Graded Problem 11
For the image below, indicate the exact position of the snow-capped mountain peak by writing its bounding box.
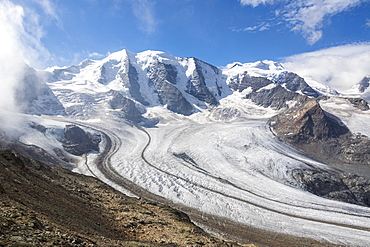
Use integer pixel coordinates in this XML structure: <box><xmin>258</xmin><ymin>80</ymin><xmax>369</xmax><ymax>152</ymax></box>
<box><xmin>223</xmin><ymin>60</ymin><xmax>285</xmax><ymax>79</ymax></box>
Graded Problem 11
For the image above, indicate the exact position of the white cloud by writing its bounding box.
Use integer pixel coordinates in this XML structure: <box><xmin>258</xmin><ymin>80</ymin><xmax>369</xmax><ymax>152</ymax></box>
<box><xmin>0</xmin><ymin>0</ymin><xmax>59</xmax><ymax>113</ymax></box>
<box><xmin>86</xmin><ymin>0</ymin><xmax>158</xmax><ymax>35</ymax></box>
<box><xmin>131</xmin><ymin>0</ymin><xmax>157</xmax><ymax>35</ymax></box>
<box><xmin>284</xmin><ymin>0</ymin><xmax>365</xmax><ymax>44</ymax></box>
<box><xmin>0</xmin><ymin>0</ymin><xmax>25</xmax><ymax>112</ymax></box>
<box><xmin>366</xmin><ymin>19</ymin><xmax>370</xmax><ymax>27</ymax></box>
<box><xmin>237</xmin><ymin>0</ymin><xmax>368</xmax><ymax>44</ymax></box>
<box><xmin>283</xmin><ymin>43</ymin><xmax>370</xmax><ymax>92</ymax></box>
<box><xmin>34</xmin><ymin>0</ymin><xmax>58</xmax><ymax>20</ymax></box>
<box><xmin>88</xmin><ymin>52</ymin><xmax>107</xmax><ymax>59</ymax></box>
<box><xmin>231</xmin><ymin>22</ymin><xmax>271</xmax><ymax>32</ymax></box>
<box><xmin>239</xmin><ymin>0</ymin><xmax>275</xmax><ymax>7</ymax></box>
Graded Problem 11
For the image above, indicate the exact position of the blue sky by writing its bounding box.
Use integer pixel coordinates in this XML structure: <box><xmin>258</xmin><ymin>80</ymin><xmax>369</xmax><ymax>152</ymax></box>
<box><xmin>1</xmin><ymin>0</ymin><xmax>370</xmax><ymax>69</ymax></box>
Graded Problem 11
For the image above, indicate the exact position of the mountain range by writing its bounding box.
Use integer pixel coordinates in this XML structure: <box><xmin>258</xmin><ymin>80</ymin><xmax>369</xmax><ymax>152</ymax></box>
<box><xmin>1</xmin><ymin>49</ymin><xmax>370</xmax><ymax>246</ymax></box>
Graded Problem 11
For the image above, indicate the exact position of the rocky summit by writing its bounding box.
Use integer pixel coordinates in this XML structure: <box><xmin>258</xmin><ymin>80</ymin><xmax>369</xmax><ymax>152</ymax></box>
<box><xmin>268</xmin><ymin>98</ymin><xmax>370</xmax><ymax>167</ymax></box>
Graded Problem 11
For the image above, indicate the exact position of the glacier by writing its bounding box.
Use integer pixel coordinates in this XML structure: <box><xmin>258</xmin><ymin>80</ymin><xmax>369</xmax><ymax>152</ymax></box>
<box><xmin>1</xmin><ymin>49</ymin><xmax>370</xmax><ymax>246</ymax></box>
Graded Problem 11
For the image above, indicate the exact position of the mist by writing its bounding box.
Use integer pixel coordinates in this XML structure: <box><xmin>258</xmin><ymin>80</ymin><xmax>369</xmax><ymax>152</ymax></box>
<box><xmin>283</xmin><ymin>43</ymin><xmax>370</xmax><ymax>93</ymax></box>
<box><xmin>0</xmin><ymin>0</ymin><xmax>52</xmax><ymax>114</ymax></box>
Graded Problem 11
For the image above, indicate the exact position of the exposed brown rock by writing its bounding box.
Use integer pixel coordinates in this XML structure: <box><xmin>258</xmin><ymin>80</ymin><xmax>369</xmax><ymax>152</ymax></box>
<box><xmin>268</xmin><ymin>99</ymin><xmax>348</xmax><ymax>143</ymax></box>
<box><xmin>346</xmin><ymin>97</ymin><xmax>369</xmax><ymax>111</ymax></box>
<box><xmin>62</xmin><ymin>125</ymin><xmax>101</xmax><ymax>156</ymax></box>
<box><xmin>292</xmin><ymin>169</ymin><xmax>370</xmax><ymax>207</ymax></box>
<box><xmin>268</xmin><ymin>98</ymin><xmax>370</xmax><ymax>206</ymax></box>
<box><xmin>268</xmin><ymin>98</ymin><xmax>370</xmax><ymax>166</ymax></box>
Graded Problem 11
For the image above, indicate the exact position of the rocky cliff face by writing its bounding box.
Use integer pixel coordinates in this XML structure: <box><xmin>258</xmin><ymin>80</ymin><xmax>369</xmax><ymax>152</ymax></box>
<box><xmin>292</xmin><ymin>169</ymin><xmax>370</xmax><ymax>207</ymax></box>
<box><xmin>120</xmin><ymin>58</ymin><xmax>149</xmax><ymax>106</ymax></box>
<box><xmin>268</xmin><ymin>99</ymin><xmax>349</xmax><ymax>143</ymax></box>
<box><xmin>356</xmin><ymin>76</ymin><xmax>370</xmax><ymax>93</ymax></box>
<box><xmin>245</xmin><ymin>84</ymin><xmax>308</xmax><ymax>110</ymax></box>
<box><xmin>228</xmin><ymin>73</ymin><xmax>272</xmax><ymax>92</ymax></box>
<box><xmin>266</xmin><ymin>96</ymin><xmax>370</xmax><ymax>207</ymax></box>
<box><xmin>109</xmin><ymin>90</ymin><xmax>143</xmax><ymax>122</ymax></box>
<box><xmin>185</xmin><ymin>58</ymin><xmax>220</xmax><ymax>106</ymax></box>
<box><xmin>268</xmin><ymin>98</ymin><xmax>370</xmax><ymax>167</ymax></box>
<box><xmin>346</xmin><ymin>97</ymin><xmax>369</xmax><ymax>111</ymax></box>
<box><xmin>275</xmin><ymin>72</ymin><xmax>320</xmax><ymax>98</ymax></box>
<box><xmin>147</xmin><ymin>60</ymin><xmax>194</xmax><ymax>115</ymax></box>
<box><xmin>227</xmin><ymin>72</ymin><xmax>315</xmax><ymax>111</ymax></box>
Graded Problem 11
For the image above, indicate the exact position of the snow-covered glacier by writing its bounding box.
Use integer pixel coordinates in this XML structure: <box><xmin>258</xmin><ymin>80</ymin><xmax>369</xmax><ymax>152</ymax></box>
<box><xmin>2</xmin><ymin>49</ymin><xmax>370</xmax><ymax>246</ymax></box>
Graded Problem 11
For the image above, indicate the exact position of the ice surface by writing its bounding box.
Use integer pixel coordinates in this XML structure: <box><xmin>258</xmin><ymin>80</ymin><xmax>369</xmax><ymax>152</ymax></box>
<box><xmin>103</xmin><ymin>110</ymin><xmax>370</xmax><ymax>246</ymax></box>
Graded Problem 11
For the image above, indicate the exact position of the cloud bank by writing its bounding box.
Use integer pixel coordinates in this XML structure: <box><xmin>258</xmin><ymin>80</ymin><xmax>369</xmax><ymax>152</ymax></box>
<box><xmin>0</xmin><ymin>0</ymin><xmax>57</xmax><ymax>113</ymax></box>
<box><xmin>283</xmin><ymin>43</ymin><xmax>370</xmax><ymax>92</ymax></box>
<box><xmin>238</xmin><ymin>0</ymin><xmax>368</xmax><ymax>44</ymax></box>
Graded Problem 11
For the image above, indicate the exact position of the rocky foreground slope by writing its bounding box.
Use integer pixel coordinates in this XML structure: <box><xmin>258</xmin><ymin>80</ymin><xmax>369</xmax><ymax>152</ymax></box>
<box><xmin>0</xmin><ymin>148</ymin><xmax>256</xmax><ymax>247</ymax></box>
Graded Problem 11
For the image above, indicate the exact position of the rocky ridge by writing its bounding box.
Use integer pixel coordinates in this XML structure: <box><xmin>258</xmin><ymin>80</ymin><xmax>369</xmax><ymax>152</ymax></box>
<box><xmin>268</xmin><ymin>98</ymin><xmax>370</xmax><ymax>167</ymax></box>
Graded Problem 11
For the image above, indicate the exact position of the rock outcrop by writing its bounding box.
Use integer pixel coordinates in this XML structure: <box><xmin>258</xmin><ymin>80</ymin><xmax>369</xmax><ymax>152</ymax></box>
<box><xmin>120</xmin><ymin>58</ymin><xmax>149</xmax><ymax>106</ymax></box>
<box><xmin>292</xmin><ymin>169</ymin><xmax>370</xmax><ymax>207</ymax></box>
<box><xmin>185</xmin><ymin>58</ymin><xmax>220</xmax><ymax>106</ymax></box>
<box><xmin>62</xmin><ymin>125</ymin><xmax>100</xmax><ymax>156</ymax></box>
<box><xmin>268</xmin><ymin>98</ymin><xmax>370</xmax><ymax>166</ymax></box>
<box><xmin>346</xmin><ymin>97</ymin><xmax>369</xmax><ymax>111</ymax></box>
<box><xmin>356</xmin><ymin>76</ymin><xmax>370</xmax><ymax>93</ymax></box>
<box><xmin>147</xmin><ymin>60</ymin><xmax>194</xmax><ymax>115</ymax></box>
<box><xmin>275</xmin><ymin>72</ymin><xmax>320</xmax><ymax>98</ymax></box>
<box><xmin>246</xmin><ymin>84</ymin><xmax>308</xmax><ymax>110</ymax></box>
<box><xmin>268</xmin><ymin>99</ymin><xmax>349</xmax><ymax>143</ymax></box>
<box><xmin>228</xmin><ymin>73</ymin><xmax>272</xmax><ymax>92</ymax></box>
<box><xmin>109</xmin><ymin>90</ymin><xmax>143</xmax><ymax>122</ymax></box>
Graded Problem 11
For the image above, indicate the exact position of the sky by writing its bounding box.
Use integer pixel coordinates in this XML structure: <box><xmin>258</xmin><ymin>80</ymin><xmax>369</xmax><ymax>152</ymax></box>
<box><xmin>1</xmin><ymin>0</ymin><xmax>370</xmax><ymax>91</ymax></box>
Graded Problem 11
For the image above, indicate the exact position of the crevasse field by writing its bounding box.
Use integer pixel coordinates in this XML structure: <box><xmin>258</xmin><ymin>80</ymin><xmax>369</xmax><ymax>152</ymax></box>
<box><xmin>75</xmin><ymin>97</ymin><xmax>370</xmax><ymax>246</ymax></box>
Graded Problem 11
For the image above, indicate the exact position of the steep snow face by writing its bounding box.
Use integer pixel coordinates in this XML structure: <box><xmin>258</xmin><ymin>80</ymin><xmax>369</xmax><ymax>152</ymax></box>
<box><xmin>46</xmin><ymin>50</ymin><xmax>343</xmax><ymax>120</ymax></box>
<box><xmin>47</xmin><ymin>50</ymin><xmax>232</xmax><ymax>119</ymax></box>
